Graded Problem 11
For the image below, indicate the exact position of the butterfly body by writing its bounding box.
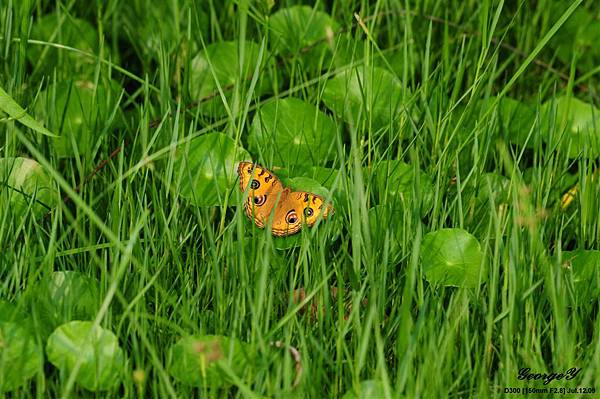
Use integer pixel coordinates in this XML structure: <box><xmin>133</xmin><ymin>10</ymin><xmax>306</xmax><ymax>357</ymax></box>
<box><xmin>237</xmin><ymin>162</ymin><xmax>333</xmax><ymax>236</ymax></box>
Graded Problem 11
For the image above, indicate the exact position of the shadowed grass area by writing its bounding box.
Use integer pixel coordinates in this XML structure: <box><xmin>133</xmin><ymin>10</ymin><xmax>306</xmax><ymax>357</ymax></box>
<box><xmin>1</xmin><ymin>0</ymin><xmax>600</xmax><ymax>397</ymax></box>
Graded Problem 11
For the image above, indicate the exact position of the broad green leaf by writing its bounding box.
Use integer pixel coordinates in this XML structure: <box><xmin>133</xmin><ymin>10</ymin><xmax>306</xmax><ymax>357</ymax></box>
<box><xmin>368</xmin><ymin>205</ymin><xmax>407</xmax><ymax>262</ymax></box>
<box><xmin>465</xmin><ymin>173</ymin><xmax>511</xmax><ymax>238</ymax></box>
<box><xmin>498</xmin><ymin>97</ymin><xmax>536</xmax><ymax>147</ymax></box>
<box><xmin>331</xmin><ymin>37</ymin><xmax>365</xmax><ymax>68</ymax></box>
<box><xmin>46</xmin><ymin>321</ymin><xmax>125</xmax><ymax>391</ymax></box>
<box><xmin>0</xmin><ymin>301</ymin><xmax>22</xmax><ymax>323</ymax></box>
<box><xmin>28</xmin><ymin>15</ymin><xmax>98</xmax><ymax>76</ymax></box>
<box><xmin>549</xmin><ymin>6</ymin><xmax>600</xmax><ymax>72</ymax></box>
<box><xmin>249</xmin><ymin>98</ymin><xmax>337</xmax><ymax>166</ymax></box>
<box><xmin>542</xmin><ymin>96</ymin><xmax>600</xmax><ymax>158</ymax></box>
<box><xmin>168</xmin><ymin>335</ymin><xmax>251</xmax><ymax>387</ymax></box>
<box><xmin>322</xmin><ymin>67</ymin><xmax>407</xmax><ymax>129</ymax></box>
<box><xmin>421</xmin><ymin>228</ymin><xmax>485</xmax><ymax>288</ymax></box>
<box><xmin>296</xmin><ymin>165</ymin><xmax>338</xmax><ymax>187</ymax></box>
<box><xmin>28</xmin><ymin>271</ymin><xmax>100</xmax><ymax>338</ymax></box>
<box><xmin>123</xmin><ymin>3</ymin><xmax>208</xmax><ymax>57</ymax></box>
<box><xmin>0</xmin><ymin>157</ymin><xmax>57</xmax><ymax>219</ymax></box>
<box><xmin>269</xmin><ymin>5</ymin><xmax>339</xmax><ymax>67</ymax></box>
<box><xmin>35</xmin><ymin>80</ymin><xmax>122</xmax><ymax>158</ymax></box>
<box><xmin>0</xmin><ymin>86</ymin><xmax>56</xmax><ymax>137</ymax></box>
<box><xmin>342</xmin><ymin>380</ymin><xmax>386</xmax><ymax>399</ymax></box>
<box><xmin>374</xmin><ymin>160</ymin><xmax>434</xmax><ymax>216</ymax></box>
<box><xmin>190</xmin><ymin>41</ymin><xmax>271</xmax><ymax>116</ymax></box>
<box><xmin>562</xmin><ymin>250</ymin><xmax>600</xmax><ymax>299</ymax></box>
<box><xmin>174</xmin><ymin>132</ymin><xmax>250</xmax><ymax>207</ymax></box>
<box><xmin>285</xmin><ymin>176</ymin><xmax>331</xmax><ymax>199</ymax></box>
<box><xmin>0</xmin><ymin>321</ymin><xmax>43</xmax><ymax>392</ymax></box>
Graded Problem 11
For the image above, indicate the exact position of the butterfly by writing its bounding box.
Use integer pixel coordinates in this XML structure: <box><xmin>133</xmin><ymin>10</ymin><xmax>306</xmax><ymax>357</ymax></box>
<box><xmin>237</xmin><ymin>162</ymin><xmax>333</xmax><ymax>237</ymax></box>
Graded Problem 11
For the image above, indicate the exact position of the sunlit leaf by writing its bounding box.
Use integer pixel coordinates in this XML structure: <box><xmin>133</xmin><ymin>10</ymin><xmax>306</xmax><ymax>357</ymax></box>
<box><xmin>29</xmin><ymin>271</ymin><xmax>100</xmax><ymax>338</ymax></box>
<box><xmin>0</xmin><ymin>321</ymin><xmax>43</xmax><ymax>392</ymax></box>
<box><xmin>542</xmin><ymin>96</ymin><xmax>600</xmax><ymax>158</ymax></box>
<box><xmin>342</xmin><ymin>380</ymin><xmax>386</xmax><ymax>399</ymax></box>
<box><xmin>0</xmin><ymin>157</ymin><xmax>57</xmax><ymax>219</ymax></box>
<box><xmin>168</xmin><ymin>335</ymin><xmax>251</xmax><ymax>387</ymax></box>
<box><xmin>421</xmin><ymin>228</ymin><xmax>485</xmax><ymax>288</ymax></box>
<box><xmin>46</xmin><ymin>321</ymin><xmax>125</xmax><ymax>391</ymax></box>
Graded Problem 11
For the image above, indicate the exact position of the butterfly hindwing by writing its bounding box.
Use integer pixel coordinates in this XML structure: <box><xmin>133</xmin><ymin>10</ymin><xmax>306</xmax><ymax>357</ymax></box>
<box><xmin>237</xmin><ymin>162</ymin><xmax>333</xmax><ymax>236</ymax></box>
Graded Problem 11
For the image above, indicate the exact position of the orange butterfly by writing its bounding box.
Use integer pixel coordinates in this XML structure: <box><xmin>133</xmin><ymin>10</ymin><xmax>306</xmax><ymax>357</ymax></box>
<box><xmin>237</xmin><ymin>162</ymin><xmax>333</xmax><ymax>236</ymax></box>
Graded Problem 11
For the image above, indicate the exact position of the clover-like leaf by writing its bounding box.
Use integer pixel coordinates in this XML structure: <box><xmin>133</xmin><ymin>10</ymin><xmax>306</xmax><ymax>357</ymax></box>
<box><xmin>46</xmin><ymin>321</ymin><xmax>124</xmax><ymax>391</ymax></box>
<box><xmin>420</xmin><ymin>228</ymin><xmax>485</xmax><ymax>288</ymax></box>
<box><xmin>168</xmin><ymin>335</ymin><xmax>251</xmax><ymax>387</ymax></box>
<box><xmin>174</xmin><ymin>132</ymin><xmax>250</xmax><ymax>207</ymax></box>
<box><xmin>0</xmin><ymin>321</ymin><xmax>44</xmax><ymax>392</ymax></box>
<box><xmin>0</xmin><ymin>157</ymin><xmax>57</xmax><ymax>219</ymax></box>
<box><xmin>249</xmin><ymin>98</ymin><xmax>337</xmax><ymax>166</ymax></box>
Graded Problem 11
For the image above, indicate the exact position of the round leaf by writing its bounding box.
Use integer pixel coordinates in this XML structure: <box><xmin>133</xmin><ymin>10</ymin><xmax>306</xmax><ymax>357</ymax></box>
<box><xmin>249</xmin><ymin>98</ymin><xmax>337</xmax><ymax>166</ymax></box>
<box><xmin>420</xmin><ymin>228</ymin><xmax>485</xmax><ymax>288</ymax></box>
<box><xmin>562</xmin><ymin>250</ymin><xmax>600</xmax><ymax>298</ymax></box>
<box><xmin>28</xmin><ymin>15</ymin><xmax>98</xmax><ymax>76</ymax></box>
<box><xmin>35</xmin><ymin>80</ymin><xmax>122</xmax><ymax>158</ymax></box>
<box><xmin>269</xmin><ymin>6</ymin><xmax>339</xmax><ymax>67</ymax></box>
<box><xmin>323</xmin><ymin>67</ymin><xmax>407</xmax><ymax>129</ymax></box>
<box><xmin>542</xmin><ymin>96</ymin><xmax>600</xmax><ymax>158</ymax></box>
<box><xmin>368</xmin><ymin>205</ymin><xmax>407</xmax><ymax>262</ymax></box>
<box><xmin>374</xmin><ymin>160</ymin><xmax>434</xmax><ymax>216</ymax></box>
<box><xmin>342</xmin><ymin>380</ymin><xmax>386</xmax><ymax>399</ymax></box>
<box><xmin>168</xmin><ymin>335</ymin><xmax>251</xmax><ymax>387</ymax></box>
<box><xmin>46</xmin><ymin>321</ymin><xmax>125</xmax><ymax>391</ymax></box>
<box><xmin>190</xmin><ymin>41</ymin><xmax>271</xmax><ymax>116</ymax></box>
<box><xmin>29</xmin><ymin>271</ymin><xmax>100</xmax><ymax>338</ymax></box>
<box><xmin>0</xmin><ymin>321</ymin><xmax>43</xmax><ymax>392</ymax></box>
<box><xmin>548</xmin><ymin>6</ymin><xmax>600</xmax><ymax>72</ymax></box>
<box><xmin>0</xmin><ymin>157</ymin><xmax>57</xmax><ymax>219</ymax></box>
<box><xmin>498</xmin><ymin>97</ymin><xmax>536</xmax><ymax>147</ymax></box>
<box><xmin>174</xmin><ymin>132</ymin><xmax>250</xmax><ymax>206</ymax></box>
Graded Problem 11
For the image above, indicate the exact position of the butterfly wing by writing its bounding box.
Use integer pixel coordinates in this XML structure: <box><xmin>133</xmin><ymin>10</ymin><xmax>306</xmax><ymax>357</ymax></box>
<box><xmin>271</xmin><ymin>191</ymin><xmax>334</xmax><ymax>237</ymax></box>
<box><xmin>237</xmin><ymin>162</ymin><xmax>286</xmax><ymax>228</ymax></box>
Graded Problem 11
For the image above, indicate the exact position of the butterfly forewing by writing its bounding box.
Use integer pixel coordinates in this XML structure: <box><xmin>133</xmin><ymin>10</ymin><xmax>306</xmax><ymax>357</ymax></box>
<box><xmin>237</xmin><ymin>162</ymin><xmax>285</xmax><ymax>228</ymax></box>
<box><xmin>237</xmin><ymin>162</ymin><xmax>334</xmax><ymax>236</ymax></box>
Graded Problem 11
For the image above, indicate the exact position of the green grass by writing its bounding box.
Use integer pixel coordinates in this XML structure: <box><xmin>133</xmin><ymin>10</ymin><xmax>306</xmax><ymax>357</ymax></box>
<box><xmin>2</xmin><ymin>0</ymin><xmax>600</xmax><ymax>397</ymax></box>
